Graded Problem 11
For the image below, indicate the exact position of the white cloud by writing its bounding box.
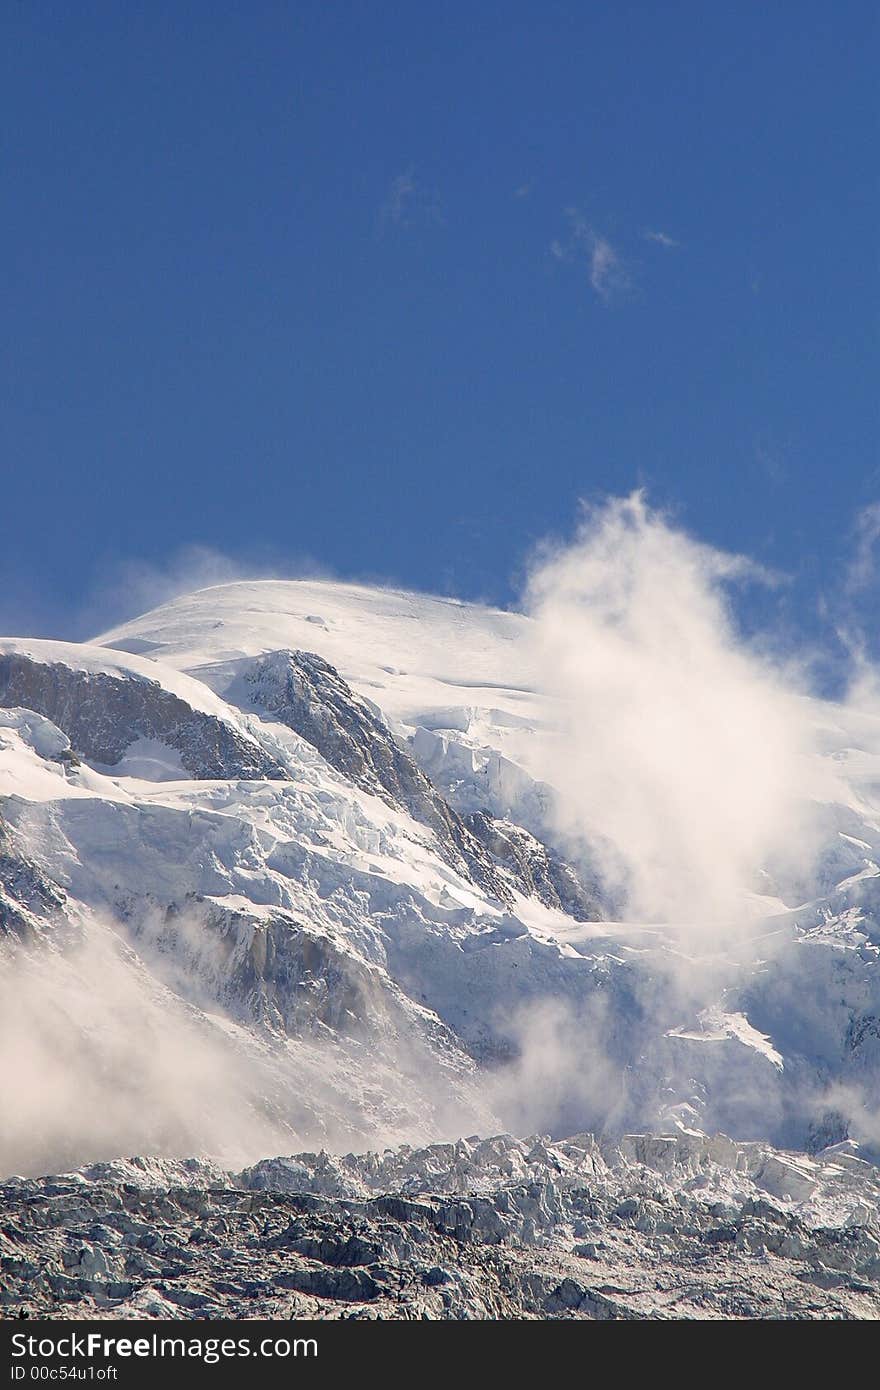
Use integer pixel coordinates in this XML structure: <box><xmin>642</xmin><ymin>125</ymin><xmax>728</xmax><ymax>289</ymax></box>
<box><xmin>524</xmin><ymin>492</ymin><xmax>830</xmax><ymax>931</ymax></box>
<box><xmin>588</xmin><ymin>235</ymin><xmax>626</xmax><ymax>301</ymax></box>
<box><xmin>551</xmin><ymin>212</ymin><xmax>629</xmax><ymax>302</ymax></box>
<box><xmin>643</xmin><ymin>228</ymin><xmax>679</xmax><ymax>249</ymax></box>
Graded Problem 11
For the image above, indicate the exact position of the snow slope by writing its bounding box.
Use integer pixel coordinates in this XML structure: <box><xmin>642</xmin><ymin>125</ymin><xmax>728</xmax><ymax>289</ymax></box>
<box><xmin>98</xmin><ymin>580</ymin><xmax>543</xmax><ymax>732</ymax></box>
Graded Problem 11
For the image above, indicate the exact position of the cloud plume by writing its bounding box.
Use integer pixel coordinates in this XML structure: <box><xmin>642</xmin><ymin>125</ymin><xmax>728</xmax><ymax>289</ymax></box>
<box><xmin>524</xmin><ymin>493</ymin><xmax>831</xmax><ymax>930</ymax></box>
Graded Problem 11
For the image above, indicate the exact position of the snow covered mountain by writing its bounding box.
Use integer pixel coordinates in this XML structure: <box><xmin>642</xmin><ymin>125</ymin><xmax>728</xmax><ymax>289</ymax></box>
<box><xmin>2</xmin><ymin>577</ymin><xmax>880</xmax><ymax>1316</ymax></box>
<box><xmin>1</xmin><ymin>578</ymin><xmax>878</xmax><ymax>1184</ymax></box>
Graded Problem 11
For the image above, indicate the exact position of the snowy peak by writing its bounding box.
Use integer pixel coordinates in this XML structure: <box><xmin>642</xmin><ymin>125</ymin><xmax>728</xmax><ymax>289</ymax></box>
<box><xmin>96</xmin><ymin>578</ymin><xmax>542</xmax><ymax>739</ymax></box>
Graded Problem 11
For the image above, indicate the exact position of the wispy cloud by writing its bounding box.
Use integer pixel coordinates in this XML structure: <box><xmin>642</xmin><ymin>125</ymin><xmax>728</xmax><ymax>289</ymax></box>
<box><xmin>588</xmin><ymin>235</ymin><xmax>626</xmax><ymax>300</ymax></box>
<box><xmin>380</xmin><ymin>168</ymin><xmax>442</xmax><ymax>231</ymax></box>
<box><xmin>77</xmin><ymin>544</ymin><xmax>333</xmax><ymax>642</ymax></box>
<box><xmin>846</xmin><ymin>501</ymin><xmax>880</xmax><ymax>595</ymax></box>
<box><xmin>812</xmin><ymin>500</ymin><xmax>880</xmax><ymax>700</ymax></box>
<box><xmin>754</xmin><ymin>436</ymin><xmax>789</xmax><ymax>487</ymax></box>
<box><xmin>383</xmin><ymin>169</ymin><xmax>416</xmax><ymax>226</ymax></box>
<box><xmin>643</xmin><ymin>228</ymin><xmax>680</xmax><ymax>249</ymax></box>
<box><xmin>551</xmin><ymin>212</ymin><xmax>629</xmax><ymax>303</ymax></box>
<box><xmin>514</xmin><ymin>182</ymin><xmax>532</xmax><ymax>199</ymax></box>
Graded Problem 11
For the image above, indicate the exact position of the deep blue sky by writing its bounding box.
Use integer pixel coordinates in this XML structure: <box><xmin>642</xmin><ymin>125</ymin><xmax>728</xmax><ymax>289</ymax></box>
<box><xmin>2</xmin><ymin>2</ymin><xmax>877</xmax><ymax>646</ymax></box>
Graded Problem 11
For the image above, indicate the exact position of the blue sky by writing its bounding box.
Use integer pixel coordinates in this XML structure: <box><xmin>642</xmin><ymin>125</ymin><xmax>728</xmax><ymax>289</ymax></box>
<box><xmin>2</xmin><ymin>1</ymin><xmax>877</xmax><ymax>653</ymax></box>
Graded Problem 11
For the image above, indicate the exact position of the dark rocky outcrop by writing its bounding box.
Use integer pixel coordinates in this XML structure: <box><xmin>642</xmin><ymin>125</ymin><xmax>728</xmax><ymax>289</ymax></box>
<box><xmin>0</xmin><ymin>815</ymin><xmax>69</xmax><ymax>944</ymax></box>
<box><xmin>0</xmin><ymin>653</ymin><xmax>285</xmax><ymax>781</ymax></box>
<box><xmin>465</xmin><ymin>811</ymin><xmax>603</xmax><ymax>921</ymax></box>
<box><xmin>244</xmin><ymin>650</ymin><xmax>513</xmax><ymax>902</ymax></box>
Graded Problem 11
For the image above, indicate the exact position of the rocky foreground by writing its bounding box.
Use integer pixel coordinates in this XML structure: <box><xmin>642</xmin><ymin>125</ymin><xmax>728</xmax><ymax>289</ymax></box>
<box><xmin>3</xmin><ymin>1131</ymin><xmax>880</xmax><ymax>1320</ymax></box>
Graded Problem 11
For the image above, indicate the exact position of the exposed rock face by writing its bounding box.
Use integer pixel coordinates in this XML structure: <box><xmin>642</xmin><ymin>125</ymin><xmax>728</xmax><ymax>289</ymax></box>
<box><xmin>466</xmin><ymin>812</ymin><xmax>602</xmax><ymax>921</ymax></box>
<box><xmin>128</xmin><ymin>895</ymin><xmax>459</xmax><ymax>1050</ymax></box>
<box><xmin>0</xmin><ymin>815</ymin><xmax>69</xmax><ymax>944</ymax></box>
<box><xmin>3</xmin><ymin>1132</ymin><xmax>879</xmax><ymax>1320</ymax></box>
<box><xmin>0</xmin><ymin>653</ymin><xmax>285</xmax><ymax>781</ymax></box>
<box><xmin>244</xmin><ymin>650</ymin><xmax>513</xmax><ymax>902</ymax></box>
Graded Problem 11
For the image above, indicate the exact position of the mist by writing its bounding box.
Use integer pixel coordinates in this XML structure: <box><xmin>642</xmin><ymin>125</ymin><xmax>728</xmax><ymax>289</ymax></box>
<box><xmin>524</xmin><ymin>493</ymin><xmax>839</xmax><ymax>930</ymax></box>
<box><xmin>488</xmin><ymin>998</ymin><xmax>627</xmax><ymax>1140</ymax></box>
<box><xmin>0</xmin><ymin>904</ymin><xmax>500</xmax><ymax>1180</ymax></box>
<box><xmin>0</xmin><ymin>923</ymin><xmax>299</xmax><ymax>1179</ymax></box>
